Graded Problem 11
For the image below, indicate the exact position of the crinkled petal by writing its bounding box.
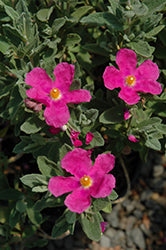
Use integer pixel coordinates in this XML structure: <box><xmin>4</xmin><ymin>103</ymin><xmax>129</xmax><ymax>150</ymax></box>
<box><xmin>86</xmin><ymin>132</ymin><xmax>94</xmax><ymax>145</ymax></box>
<box><xmin>116</xmin><ymin>49</ymin><xmax>137</xmax><ymax>76</ymax></box>
<box><xmin>44</xmin><ymin>101</ymin><xmax>70</xmax><ymax>128</ymax></box>
<box><xmin>90</xmin><ymin>153</ymin><xmax>115</xmax><ymax>176</ymax></box>
<box><xmin>65</xmin><ymin>187</ymin><xmax>91</xmax><ymax>213</ymax></box>
<box><xmin>90</xmin><ymin>174</ymin><xmax>116</xmax><ymax>198</ymax></box>
<box><xmin>26</xmin><ymin>88</ymin><xmax>50</xmax><ymax>106</ymax></box>
<box><xmin>48</xmin><ymin>176</ymin><xmax>80</xmax><ymax>197</ymax></box>
<box><xmin>134</xmin><ymin>79</ymin><xmax>162</xmax><ymax>95</ymax></box>
<box><xmin>73</xmin><ymin>139</ymin><xmax>83</xmax><ymax>148</ymax></box>
<box><xmin>54</xmin><ymin>63</ymin><xmax>75</xmax><ymax>90</ymax></box>
<box><xmin>119</xmin><ymin>87</ymin><xmax>140</xmax><ymax>105</ymax></box>
<box><xmin>61</xmin><ymin>148</ymin><xmax>92</xmax><ymax>178</ymax></box>
<box><xmin>25</xmin><ymin>67</ymin><xmax>53</xmax><ymax>93</ymax></box>
<box><xmin>66</xmin><ymin>89</ymin><xmax>91</xmax><ymax>103</ymax></box>
<box><xmin>135</xmin><ymin>59</ymin><xmax>159</xmax><ymax>80</ymax></box>
<box><xmin>103</xmin><ymin>66</ymin><xmax>124</xmax><ymax>90</ymax></box>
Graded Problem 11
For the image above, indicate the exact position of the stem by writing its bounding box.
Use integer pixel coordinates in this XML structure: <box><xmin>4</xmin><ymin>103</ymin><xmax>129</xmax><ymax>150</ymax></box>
<box><xmin>8</xmin><ymin>153</ymin><xmax>24</xmax><ymax>164</ymax></box>
<box><xmin>112</xmin><ymin>155</ymin><xmax>131</xmax><ymax>204</ymax></box>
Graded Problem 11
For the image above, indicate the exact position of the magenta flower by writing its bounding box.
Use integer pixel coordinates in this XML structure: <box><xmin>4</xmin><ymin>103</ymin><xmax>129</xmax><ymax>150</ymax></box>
<box><xmin>48</xmin><ymin>148</ymin><xmax>116</xmax><ymax>214</ymax></box>
<box><xmin>70</xmin><ymin>129</ymin><xmax>83</xmax><ymax>147</ymax></box>
<box><xmin>128</xmin><ymin>135</ymin><xmax>139</xmax><ymax>142</ymax></box>
<box><xmin>25</xmin><ymin>63</ymin><xmax>91</xmax><ymax>128</ymax></box>
<box><xmin>100</xmin><ymin>222</ymin><xmax>108</xmax><ymax>233</ymax></box>
<box><xmin>124</xmin><ymin>108</ymin><xmax>130</xmax><ymax>120</ymax></box>
<box><xmin>49</xmin><ymin>125</ymin><xmax>67</xmax><ymax>135</ymax></box>
<box><xmin>85</xmin><ymin>132</ymin><xmax>94</xmax><ymax>145</ymax></box>
<box><xmin>103</xmin><ymin>49</ymin><xmax>162</xmax><ymax>105</ymax></box>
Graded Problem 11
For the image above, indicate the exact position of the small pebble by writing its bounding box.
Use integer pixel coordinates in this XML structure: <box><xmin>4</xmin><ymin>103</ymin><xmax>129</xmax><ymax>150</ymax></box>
<box><xmin>153</xmin><ymin>165</ymin><xmax>164</xmax><ymax>178</ymax></box>
<box><xmin>131</xmin><ymin>227</ymin><xmax>146</xmax><ymax>250</ymax></box>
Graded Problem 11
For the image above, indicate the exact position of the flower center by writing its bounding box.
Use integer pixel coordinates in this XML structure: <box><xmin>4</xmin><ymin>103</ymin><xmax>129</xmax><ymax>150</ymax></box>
<box><xmin>50</xmin><ymin>88</ymin><xmax>61</xmax><ymax>100</ymax></box>
<box><xmin>126</xmin><ymin>75</ymin><xmax>136</xmax><ymax>86</ymax></box>
<box><xmin>80</xmin><ymin>175</ymin><xmax>92</xmax><ymax>188</ymax></box>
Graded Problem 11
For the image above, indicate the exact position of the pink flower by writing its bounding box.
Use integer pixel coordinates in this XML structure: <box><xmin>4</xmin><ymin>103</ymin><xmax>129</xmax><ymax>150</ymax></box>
<box><xmin>124</xmin><ymin>108</ymin><xmax>130</xmax><ymax>120</ymax></box>
<box><xmin>85</xmin><ymin>132</ymin><xmax>94</xmax><ymax>145</ymax></box>
<box><xmin>49</xmin><ymin>125</ymin><xmax>67</xmax><ymax>135</ymax></box>
<box><xmin>128</xmin><ymin>135</ymin><xmax>139</xmax><ymax>142</ymax></box>
<box><xmin>100</xmin><ymin>222</ymin><xmax>108</xmax><ymax>233</ymax></box>
<box><xmin>25</xmin><ymin>63</ymin><xmax>91</xmax><ymax>128</ymax></box>
<box><xmin>103</xmin><ymin>48</ymin><xmax>162</xmax><ymax>105</ymax></box>
<box><xmin>70</xmin><ymin>129</ymin><xmax>83</xmax><ymax>147</ymax></box>
<box><xmin>48</xmin><ymin>148</ymin><xmax>116</xmax><ymax>214</ymax></box>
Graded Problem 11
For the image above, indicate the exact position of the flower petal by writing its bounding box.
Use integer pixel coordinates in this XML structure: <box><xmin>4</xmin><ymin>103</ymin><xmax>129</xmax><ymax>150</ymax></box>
<box><xmin>61</xmin><ymin>148</ymin><xmax>92</xmax><ymax>178</ymax></box>
<box><xmin>86</xmin><ymin>132</ymin><xmax>94</xmax><ymax>145</ymax></box>
<box><xmin>128</xmin><ymin>135</ymin><xmax>139</xmax><ymax>142</ymax></box>
<box><xmin>103</xmin><ymin>66</ymin><xmax>124</xmax><ymax>90</ymax></box>
<box><xmin>134</xmin><ymin>79</ymin><xmax>162</xmax><ymax>95</ymax></box>
<box><xmin>26</xmin><ymin>88</ymin><xmax>50</xmax><ymax>106</ymax></box>
<box><xmin>48</xmin><ymin>176</ymin><xmax>79</xmax><ymax>197</ymax></box>
<box><xmin>116</xmin><ymin>49</ymin><xmax>137</xmax><ymax>75</ymax></box>
<box><xmin>135</xmin><ymin>59</ymin><xmax>159</xmax><ymax>80</ymax></box>
<box><xmin>25</xmin><ymin>67</ymin><xmax>53</xmax><ymax>93</ymax></box>
<box><xmin>65</xmin><ymin>187</ymin><xmax>91</xmax><ymax>213</ymax></box>
<box><xmin>90</xmin><ymin>174</ymin><xmax>116</xmax><ymax>198</ymax></box>
<box><xmin>44</xmin><ymin>101</ymin><xmax>70</xmax><ymax>128</ymax></box>
<box><xmin>66</xmin><ymin>89</ymin><xmax>91</xmax><ymax>103</ymax></box>
<box><xmin>118</xmin><ymin>87</ymin><xmax>140</xmax><ymax>105</ymax></box>
<box><xmin>90</xmin><ymin>153</ymin><xmax>115</xmax><ymax>176</ymax></box>
<box><xmin>54</xmin><ymin>63</ymin><xmax>75</xmax><ymax>91</ymax></box>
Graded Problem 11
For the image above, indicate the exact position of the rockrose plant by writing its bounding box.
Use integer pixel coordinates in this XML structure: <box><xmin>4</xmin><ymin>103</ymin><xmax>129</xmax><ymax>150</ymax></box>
<box><xmin>0</xmin><ymin>0</ymin><xmax>166</xmax><ymax>248</ymax></box>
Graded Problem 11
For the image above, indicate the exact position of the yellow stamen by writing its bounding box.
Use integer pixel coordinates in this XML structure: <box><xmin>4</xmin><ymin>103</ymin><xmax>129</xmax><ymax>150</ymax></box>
<box><xmin>126</xmin><ymin>75</ymin><xmax>136</xmax><ymax>86</ymax></box>
<box><xmin>80</xmin><ymin>175</ymin><xmax>92</xmax><ymax>188</ymax></box>
<box><xmin>50</xmin><ymin>88</ymin><xmax>61</xmax><ymax>100</ymax></box>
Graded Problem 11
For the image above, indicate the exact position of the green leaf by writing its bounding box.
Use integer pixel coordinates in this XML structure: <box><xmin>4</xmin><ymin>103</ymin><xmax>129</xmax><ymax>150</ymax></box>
<box><xmin>145</xmin><ymin>138</ymin><xmax>161</xmax><ymax>151</ymax></box>
<box><xmin>59</xmin><ymin>143</ymin><xmax>73</xmax><ymax>160</ymax></box>
<box><xmin>65</xmin><ymin>33</ymin><xmax>81</xmax><ymax>47</ymax></box>
<box><xmin>133</xmin><ymin>2</ymin><xmax>148</xmax><ymax>16</ymax></box>
<box><xmin>26</xmin><ymin>202</ymin><xmax>43</xmax><ymax>226</ymax></box>
<box><xmin>109</xmin><ymin>189</ymin><xmax>118</xmax><ymax>201</ymax></box>
<box><xmin>145</xmin><ymin>25</ymin><xmax>165</xmax><ymax>39</ymax></box>
<box><xmin>3</xmin><ymin>23</ymin><xmax>26</xmax><ymax>45</ymax></box>
<box><xmin>0</xmin><ymin>83</ymin><xmax>13</xmax><ymax>99</ymax></box>
<box><xmin>37</xmin><ymin>156</ymin><xmax>58</xmax><ymax>177</ymax></box>
<box><xmin>52</xmin><ymin>215</ymin><xmax>71</xmax><ymax>238</ymax></box>
<box><xmin>4</xmin><ymin>5</ymin><xmax>19</xmax><ymax>21</ymax></box>
<box><xmin>36</xmin><ymin>6</ymin><xmax>54</xmax><ymax>22</ymax></box>
<box><xmin>16</xmin><ymin>200</ymin><xmax>26</xmax><ymax>213</ymax></box>
<box><xmin>137</xmin><ymin>117</ymin><xmax>161</xmax><ymax>130</ymax></box>
<box><xmin>93</xmin><ymin>197</ymin><xmax>110</xmax><ymax>212</ymax></box>
<box><xmin>0</xmin><ymin>36</ymin><xmax>11</xmax><ymax>54</ymax></box>
<box><xmin>102</xmin><ymin>202</ymin><xmax>112</xmax><ymax>213</ymax></box>
<box><xmin>99</xmin><ymin>105</ymin><xmax>124</xmax><ymax>124</ymax></box>
<box><xmin>143</xmin><ymin>0</ymin><xmax>166</xmax><ymax>13</ymax></box>
<box><xmin>80</xmin><ymin>12</ymin><xmax>122</xmax><ymax>30</ymax></box>
<box><xmin>52</xmin><ymin>17</ymin><xmax>66</xmax><ymax>34</ymax></box>
<box><xmin>20</xmin><ymin>116</ymin><xmax>45</xmax><ymax>134</ymax></box>
<box><xmin>71</xmin><ymin>6</ymin><xmax>93</xmax><ymax>21</ymax></box>
<box><xmin>34</xmin><ymin>195</ymin><xmax>64</xmax><ymax>212</ymax></box>
<box><xmin>0</xmin><ymin>189</ymin><xmax>23</xmax><ymax>200</ymax></box>
<box><xmin>9</xmin><ymin>208</ymin><xmax>20</xmax><ymax>228</ymax></box>
<box><xmin>90</xmin><ymin>131</ymin><xmax>104</xmax><ymax>147</ymax></box>
<box><xmin>81</xmin><ymin>212</ymin><xmax>102</xmax><ymax>241</ymax></box>
<box><xmin>82</xmin><ymin>43</ymin><xmax>109</xmax><ymax>57</ymax></box>
<box><xmin>65</xmin><ymin>210</ymin><xmax>76</xmax><ymax>224</ymax></box>
<box><xmin>129</xmin><ymin>40</ymin><xmax>154</xmax><ymax>57</ymax></box>
<box><xmin>20</xmin><ymin>174</ymin><xmax>48</xmax><ymax>191</ymax></box>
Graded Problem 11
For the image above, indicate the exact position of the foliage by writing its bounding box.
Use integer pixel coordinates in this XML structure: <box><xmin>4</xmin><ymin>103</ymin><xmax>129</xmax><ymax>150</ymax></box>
<box><xmin>0</xmin><ymin>0</ymin><xmax>166</xmax><ymax>248</ymax></box>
